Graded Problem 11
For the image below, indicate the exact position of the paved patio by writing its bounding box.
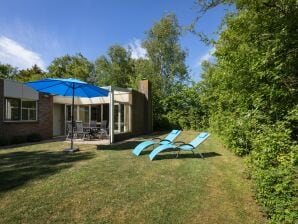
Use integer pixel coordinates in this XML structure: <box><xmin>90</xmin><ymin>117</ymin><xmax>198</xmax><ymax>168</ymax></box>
<box><xmin>64</xmin><ymin>138</ymin><xmax>110</xmax><ymax>145</ymax></box>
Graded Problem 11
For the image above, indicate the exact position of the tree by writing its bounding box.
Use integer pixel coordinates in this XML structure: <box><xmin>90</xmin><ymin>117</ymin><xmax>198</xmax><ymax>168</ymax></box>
<box><xmin>16</xmin><ymin>64</ymin><xmax>46</xmax><ymax>82</ymax></box>
<box><xmin>95</xmin><ymin>45</ymin><xmax>135</xmax><ymax>87</ymax></box>
<box><xmin>197</xmin><ymin>1</ymin><xmax>298</xmax><ymax>222</ymax></box>
<box><xmin>141</xmin><ymin>14</ymin><xmax>190</xmax><ymax>129</ymax></box>
<box><xmin>0</xmin><ymin>63</ymin><xmax>18</xmax><ymax>79</ymax></box>
<box><xmin>48</xmin><ymin>53</ymin><xmax>93</xmax><ymax>81</ymax></box>
<box><xmin>143</xmin><ymin>14</ymin><xmax>189</xmax><ymax>94</ymax></box>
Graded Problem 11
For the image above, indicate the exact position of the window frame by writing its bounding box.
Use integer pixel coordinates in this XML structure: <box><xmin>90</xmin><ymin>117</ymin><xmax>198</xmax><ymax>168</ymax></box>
<box><xmin>4</xmin><ymin>98</ymin><xmax>38</xmax><ymax>122</ymax></box>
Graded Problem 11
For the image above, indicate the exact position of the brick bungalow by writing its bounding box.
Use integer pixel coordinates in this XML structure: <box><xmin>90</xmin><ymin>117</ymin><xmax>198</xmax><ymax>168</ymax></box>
<box><xmin>0</xmin><ymin>79</ymin><xmax>152</xmax><ymax>143</ymax></box>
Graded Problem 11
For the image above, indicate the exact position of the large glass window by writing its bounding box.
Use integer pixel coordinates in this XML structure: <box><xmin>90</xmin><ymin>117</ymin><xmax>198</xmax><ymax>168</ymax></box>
<box><xmin>5</xmin><ymin>98</ymin><xmax>37</xmax><ymax>121</ymax></box>
<box><xmin>91</xmin><ymin>106</ymin><xmax>101</xmax><ymax>122</ymax></box>
<box><xmin>124</xmin><ymin>104</ymin><xmax>130</xmax><ymax>132</ymax></box>
<box><xmin>5</xmin><ymin>98</ymin><xmax>20</xmax><ymax>120</ymax></box>
<box><xmin>66</xmin><ymin>105</ymin><xmax>89</xmax><ymax>124</ymax></box>
<box><xmin>66</xmin><ymin>105</ymin><xmax>77</xmax><ymax>121</ymax></box>
<box><xmin>114</xmin><ymin>103</ymin><xmax>130</xmax><ymax>133</ymax></box>
<box><xmin>120</xmin><ymin>104</ymin><xmax>125</xmax><ymax>132</ymax></box>
<box><xmin>79</xmin><ymin>106</ymin><xmax>89</xmax><ymax>123</ymax></box>
<box><xmin>114</xmin><ymin>104</ymin><xmax>119</xmax><ymax>132</ymax></box>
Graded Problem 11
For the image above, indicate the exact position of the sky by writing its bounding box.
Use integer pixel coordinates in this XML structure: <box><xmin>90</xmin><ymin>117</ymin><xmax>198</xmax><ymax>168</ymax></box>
<box><xmin>0</xmin><ymin>0</ymin><xmax>231</xmax><ymax>81</ymax></box>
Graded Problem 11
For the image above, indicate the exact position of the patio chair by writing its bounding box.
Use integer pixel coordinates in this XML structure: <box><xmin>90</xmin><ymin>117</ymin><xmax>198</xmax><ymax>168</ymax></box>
<box><xmin>66</xmin><ymin>122</ymin><xmax>74</xmax><ymax>140</ymax></box>
<box><xmin>76</xmin><ymin>121</ymin><xmax>90</xmax><ymax>140</ymax></box>
<box><xmin>99</xmin><ymin>120</ymin><xmax>108</xmax><ymax>138</ymax></box>
<box><xmin>90</xmin><ymin>120</ymin><xmax>97</xmax><ymax>127</ymax></box>
<box><xmin>88</xmin><ymin>120</ymin><xmax>101</xmax><ymax>139</ymax></box>
<box><xmin>132</xmin><ymin>130</ymin><xmax>182</xmax><ymax>156</ymax></box>
<box><xmin>148</xmin><ymin>132</ymin><xmax>210</xmax><ymax>161</ymax></box>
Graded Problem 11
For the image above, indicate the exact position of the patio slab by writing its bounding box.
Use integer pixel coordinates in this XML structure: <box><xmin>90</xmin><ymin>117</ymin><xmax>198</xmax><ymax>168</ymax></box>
<box><xmin>64</xmin><ymin>139</ymin><xmax>110</xmax><ymax>145</ymax></box>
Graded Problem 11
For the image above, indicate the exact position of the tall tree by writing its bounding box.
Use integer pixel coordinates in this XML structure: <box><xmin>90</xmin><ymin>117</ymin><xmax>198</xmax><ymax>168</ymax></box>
<box><xmin>95</xmin><ymin>45</ymin><xmax>134</xmax><ymax>87</ymax></box>
<box><xmin>48</xmin><ymin>53</ymin><xmax>93</xmax><ymax>81</ymax></box>
<box><xmin>0</xmin><ymin>63</ymin><xmax>18</xmax><ymax>80</ymax></box>
<box><xmin>16</xmin><ymin>64</ymin><xmax>46</xmax><ymax>82</ymax></box>
<box><xmin>142</xmin><ymin>14</ymin><xmax>189</xmax><ymax>94</ymax></box>
<box><xmin>141</xmin><ymin>14</ymin><xmax>190</xmax><ymax>128</ymax></box>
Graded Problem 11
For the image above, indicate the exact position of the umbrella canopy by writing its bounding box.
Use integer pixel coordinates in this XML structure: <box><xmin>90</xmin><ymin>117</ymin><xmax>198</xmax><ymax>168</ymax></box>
<box><xmin>25</xmin><ymin>78</ymin><xmax>109</xmax><ymax>152</ymax></box>
<box><xmin>25</xmin><ymin>78</ymin><xmax>109</xmax><ymax>97</ymax></box>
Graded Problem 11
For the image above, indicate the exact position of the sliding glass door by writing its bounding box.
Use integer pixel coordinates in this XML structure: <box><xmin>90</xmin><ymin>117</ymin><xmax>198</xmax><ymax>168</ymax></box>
<box><xmin>114</xmin><ymin>103</ymin><xmax>131</xmax><ymax>133</ymax></box>
<box><xmin>66</xmin><ymin>105</ymin><xmax>89</xmax><ymax>124</ymax></box>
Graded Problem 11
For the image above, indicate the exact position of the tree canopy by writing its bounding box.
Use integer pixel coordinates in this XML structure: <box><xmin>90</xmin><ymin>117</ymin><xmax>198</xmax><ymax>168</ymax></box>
<box><xmin>143</xmin><ymin>14</ymin><xmax>189</xmax><ymax>94</ymax></box>
<box><xmin>95</xmin><ymin>45</ymin><xmax>135</xmax><ymax>87</ymax></box>
<box><xmin>197</xmin><ymin>1</ymin><xmax>298</xmax><ymax>222</ymax></box>
<box><xmin>17</xmin><ymin>64</ymin><xmax>46</xmax><ymax>82</ymax></box>
<box><xmin>48</xmin><ymin>53</ymin><xmax>94</xmax><ymax>81</ymax></box>
<box><xmin>0</xmin><ymin>63</ymin><xmax>18</xmax><ymax>80</ymax></box>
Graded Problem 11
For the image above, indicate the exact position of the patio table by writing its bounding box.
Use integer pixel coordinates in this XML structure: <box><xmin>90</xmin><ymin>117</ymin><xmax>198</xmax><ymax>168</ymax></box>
<box><xmin>83</xmin><ymin>126</ymin><xmax>103</xmax><ymax>139</ymax></box>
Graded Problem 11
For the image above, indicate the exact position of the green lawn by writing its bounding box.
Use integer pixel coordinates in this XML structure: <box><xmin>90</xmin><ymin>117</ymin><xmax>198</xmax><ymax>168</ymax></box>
<box><xmin>0</xmin><ymin>131</ymin><xmax>266</xmax><ymax>224</ymax></box>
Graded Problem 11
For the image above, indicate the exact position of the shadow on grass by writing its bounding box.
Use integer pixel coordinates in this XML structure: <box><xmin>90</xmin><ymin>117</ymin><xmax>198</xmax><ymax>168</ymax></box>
<box><xmin>0</xmin><ymin>150</ymin><xmax>95</xmax><ymax>192</ymax></box>
<box><xmin>153</xmin><ymin>151</ymin><xmax>222</xmax><ymax>161</ymax></box>
<box><xmin>0</xmin><ymin>138</ymin><xmax>65</xmax><ymax>150</ymax></box>
<box><xmin>140</xmin><ymin>147</ymin><xmax>178</xmax><ymax>155</ymax></box>
<box><xmin>97</xmin><ymin>141</ymin><xmax>143</xmax><ymax>151</ymax></box>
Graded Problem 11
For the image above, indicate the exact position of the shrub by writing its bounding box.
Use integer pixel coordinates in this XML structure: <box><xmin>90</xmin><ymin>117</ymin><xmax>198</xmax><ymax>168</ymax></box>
<box><xmin>27</xmin><ymin>133</ymin><xmax>42</xmax><ymax>142</ymax></box>
<box><xmin>248</xmin><ymin>122</ymin><xmax>297</xmax><ymax>223</ymax></box>
<box><xmin>11</xmin><ymin>135</ymin><xmax>27</xmax><ymax>144</ymax></box>
<box><xmin>0</xmin><ymin>136</ymin><xmax>9</xmax><ymax>146</ymax></box>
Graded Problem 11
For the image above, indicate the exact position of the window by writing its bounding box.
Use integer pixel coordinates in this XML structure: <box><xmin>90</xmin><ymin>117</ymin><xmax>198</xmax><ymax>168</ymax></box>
<box><xmin>114</xmin><ymin>104</ymin><xmax>119</xmax><ymax>132</ymax></box>
<box><xmin>22</xmin><ymin>100</ymin><xmax>37</xmax><ymax>121</ymax></box>
<box><xmin>114</xmin><ymin>103</ymin><xmax>131</xmax><ymax>133</ymax></box>
<box><xmin>91</xmin><ymin>106</ymin><xmax>101</xmax><ymax>122</ymax></box>
<box><xmin>5</xmin><ymin>98</ymin><xmax>37</xmax><ymax>121</ymax></box>
<box><xmin>66</xmin><ymin>105</ymin><xmax>90</xmax><ymax>123</ymax></box>
<box><xmin>66</xmin><ymin>105</ymin><xmax>77</xmax><ymax>121</ymax></box>
<box><xmin>79</xmin><ymin>106</ymin><xmax>89</xmax><ymax>123</ymax></box>
<box><xmin>5</xmin><ymin>98</ymin><xmax>20</xmax><ymax>120</ymax></box>
<box><xmin>120</xmin><ymin>104</ymin><xmax>124</xmax><ymax>132</ymax></box>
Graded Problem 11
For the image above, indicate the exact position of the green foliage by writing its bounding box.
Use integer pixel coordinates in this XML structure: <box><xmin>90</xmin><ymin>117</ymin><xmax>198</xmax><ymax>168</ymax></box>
<box><xmin>94</xmin><ymin>45</ymin><xmax>135</xmax><ymax>87</ymax></box>
<box><xmin>157</xmin><ymin>83</ymin><xmax>208</xmax><ymax>130</ymax></box>
<box><xmin>94</xmin><ymin>14</ymin><xmax>191</xmax><ymax>130</ymax></box>
<box><xmin>48</xmin><ymin>53</ymin><xmax>94</xmax><ymax>81</ymax></box>
<box><xmin>141</xmin><ymin>14</ymin><xmax>190</xmax><ymax>128</ymax></box>
<box><xmin>248</xmin><ymin>122</ymin><xmax>297</xmax><ymax>223</ymax></box>
<box><xmin>197</xmin><ymin>0</ymin><xmax>298</xmax><ymax>222</ymax></box>
<box><xmin>27</xmin><ymin>133</ymin><xmax>42</xmax><ymax>142</ymax></box>
<box><xmin>0</xmin><ymin>63</ymin><xmax>18</xmax><ymax>79</ymax></box>
<box><xmin>11</xmin><ymin>135</ymin><xmax>27</xmax><ymax>145</ymax></box>
<box><xmin>16</xmin><ymin>64</ymin><xmax>46</xmax><ymax>82</ymax></box>
<box><xmin>143</xmin><ymin>13</ymin><xmax>189</xmax><ymax>94</ymax></box>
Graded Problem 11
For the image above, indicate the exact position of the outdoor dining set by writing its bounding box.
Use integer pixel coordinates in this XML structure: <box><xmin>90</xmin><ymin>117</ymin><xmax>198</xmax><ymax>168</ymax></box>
<box><xmin>66</xmin><ymin>120</ymin><xmax>108</xmax><ymax>141</ymax></box>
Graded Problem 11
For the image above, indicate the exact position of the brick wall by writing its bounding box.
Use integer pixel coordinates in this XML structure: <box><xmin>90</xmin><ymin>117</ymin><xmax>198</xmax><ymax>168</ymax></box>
<box><xmin>0</xmin><ymin>79</ymin><xmax>53</xmax><ymax>140</ymax></box>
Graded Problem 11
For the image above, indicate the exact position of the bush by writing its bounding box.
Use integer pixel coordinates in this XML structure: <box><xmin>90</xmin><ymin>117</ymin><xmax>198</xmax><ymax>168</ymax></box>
<box><xmin>0</xmin><ymin>136</ymin><xmax>9</xmax><ymax>146</ymax></box>
<box><xmin>27</xmin><ymin>133</ymin><xmax>42</xmax><ymax>142</ymax></box>
<box><xmin>248</xmin><ymin>122</ymin><xmax>297</xmax><ymax>223</ymax></box>
<box><xmin>11</xmin><ymin>135</ymin><xmax>27</xmax><ymax>144</ymax></box>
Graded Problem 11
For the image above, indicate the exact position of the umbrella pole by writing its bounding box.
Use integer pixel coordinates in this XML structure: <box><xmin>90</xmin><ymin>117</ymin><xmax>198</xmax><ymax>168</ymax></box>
<box><xmin>65</xmin><ymin>83</ymin><xmax>79</xmax><ymax>152</ymax></box>
<box><xmin>71</xmin><ymin>84</ymin><xmax>74</xmax><ymax>149</ymax></box>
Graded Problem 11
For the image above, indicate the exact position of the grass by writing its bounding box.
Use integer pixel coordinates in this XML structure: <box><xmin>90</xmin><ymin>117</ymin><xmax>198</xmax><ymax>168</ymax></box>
<box><xmin>0</xmin><ymin>131</ymin><xmax>266</xmax><ymax>224</ymax></box>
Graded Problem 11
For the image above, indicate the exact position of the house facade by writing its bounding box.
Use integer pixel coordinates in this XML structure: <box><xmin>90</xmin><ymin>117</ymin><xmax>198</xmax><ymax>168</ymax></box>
<box><xmin>0</xmin><ymin>79</ymin><xmax>152</xmax><ymax>143</ymax></box>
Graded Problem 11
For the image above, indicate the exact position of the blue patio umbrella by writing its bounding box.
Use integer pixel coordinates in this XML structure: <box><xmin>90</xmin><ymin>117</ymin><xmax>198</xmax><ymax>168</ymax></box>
<box><xmin>25</xmin><ymin>78</ymin><xmax>109</xmax><ymax>152</ymax></box>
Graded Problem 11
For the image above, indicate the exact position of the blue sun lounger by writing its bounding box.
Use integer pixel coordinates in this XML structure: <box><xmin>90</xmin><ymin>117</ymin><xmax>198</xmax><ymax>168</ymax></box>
<box><xmin>149</xmin><ymin>132</ymin><xmax>210</xmax><ymax>161</ymax></box>
<box><xmin>132</xmin><ymin>130</ymin><xmax>182</xmax><ymax>156</ymax></box>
